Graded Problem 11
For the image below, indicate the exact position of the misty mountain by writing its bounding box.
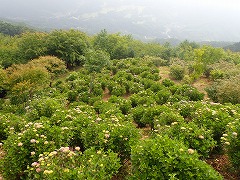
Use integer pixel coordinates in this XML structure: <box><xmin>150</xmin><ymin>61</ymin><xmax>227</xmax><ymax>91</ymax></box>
<box><xmin>0</xmin><ymin>0</ymin><xmax>240</xmax><ymax>42</ymax></box>
<box><xmin>224</xmin><ymin>42</ymin><xmax>240</xmax><ymax>52</ymax></box>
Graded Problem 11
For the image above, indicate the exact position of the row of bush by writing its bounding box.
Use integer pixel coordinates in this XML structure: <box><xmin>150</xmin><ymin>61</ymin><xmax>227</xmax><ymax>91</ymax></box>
<box><xmin>1</xmin><ymin>57</ymin><xmax>240</xmax><ymax>179</ymax></box>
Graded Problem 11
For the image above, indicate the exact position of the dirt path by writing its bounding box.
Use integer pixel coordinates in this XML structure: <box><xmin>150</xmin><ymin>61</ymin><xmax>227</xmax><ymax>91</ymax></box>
<box><xmin>158</xmin><ymin>66</ymin><xmax>212</xmax><ymax>99</ymax></box>
<box><xmin>192</xmin><ymin>77</ymin><xmax>212</xmax><ymax>100</ymax></box>
<box><xmin>158</xmin><ymin>66</ymin><xmax>171</xmax><ymax>81</ymax></box>
<box><xmin>0</xmin><ymin>149</ymin><xmax>4</xmax><ymax>180</ymax></box>
<box><xmin>158</xmin><ymin>66</ymin><xmax>181</xmax><ymax>84</ymax></box>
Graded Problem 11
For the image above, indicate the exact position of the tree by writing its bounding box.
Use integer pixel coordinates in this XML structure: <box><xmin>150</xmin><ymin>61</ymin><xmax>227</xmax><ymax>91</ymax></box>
<box><xmin>46</xmin><ymin>29</ymin><xmax>90</xmax><ymax>68</ymax></box>
<box><xmin>190</xmin><ymin>46</ymin><xmax>225</xmax><ymax>80</ymax></box>
<box><xmin>84</xmin><ymin>50</ymin><xmax>110</xmax><ymax>92</ymax></box>
<box><xmin>93</xmin><ymin>30</ymin><xmax>135</xmax><ymax>59</ymax></box>
<box><xmin>0</xmin><ymin>68</ymin><xmax>7</xmax><ymax>98</ymax></box>
<box><xmin>28</xmin><ymin>56</ymin><xmax>67</xmax><ymax>78</ymax></box>
<box><xmin>0</xmin><ymin>34</ymin><xmax>20</xmax><ymax>68</ymax></box>
<box><xmin>176</xmin><ymin>40</ymin><xmax>199</xmax><ymax>61</ymax></box>
<box><xmin>17</xmin><ymin>32</ymin><xmax>48</xmax><ymax>61</ymax></box>
<box><xmin>4</xmin><ymin>63</ymin><xmax>50</xmax><ymax>104</ymax></box>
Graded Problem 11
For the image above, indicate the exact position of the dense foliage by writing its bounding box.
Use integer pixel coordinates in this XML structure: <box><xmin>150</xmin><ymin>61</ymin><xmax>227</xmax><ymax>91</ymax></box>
<box><xmin>1</xmin><ymin>26</ymin><xmax>240</xmax><ymax>179</ymax></box>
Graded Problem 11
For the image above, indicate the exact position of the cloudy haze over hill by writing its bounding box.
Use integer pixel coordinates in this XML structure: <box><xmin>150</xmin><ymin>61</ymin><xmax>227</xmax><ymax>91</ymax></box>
<box><xmin>0</xmin><ymin>0</ymin><xmax>240</xmax><ymax>41</ymax></box>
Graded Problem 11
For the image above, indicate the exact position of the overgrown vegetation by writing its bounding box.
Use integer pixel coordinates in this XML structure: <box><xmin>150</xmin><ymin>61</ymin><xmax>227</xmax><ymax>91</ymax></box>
<box><xmin>0</xmin><ymin>24</ymin><xmax>240</xmax><ymax>179</ymax></box>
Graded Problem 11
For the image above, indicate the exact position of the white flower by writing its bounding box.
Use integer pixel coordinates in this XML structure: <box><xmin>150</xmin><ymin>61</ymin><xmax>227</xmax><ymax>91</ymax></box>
<box><xmin>223</xmin><ymin>134</ymin><xmax>228</xmax><ymax>137</ymax></box>
<box><xmin>75</xmin><ymin>147</ymin><xmax>80</xmax><ymax>151</ymax></box>
<box><xmin>212</xmin><ymin>110</ymin><xmax>217</xmax><ymax>115</ymax></box>
<box><xmin>49</xmin><ymin>151</ymin><xmax>57</xmax><ymax>157</ymax></box>
<box><xmin>224</xmin><ymin>142</ymin><xmax>230</xmax><ymax>145</ymax></box>
<box><xmin>38</xmin><ymin>157</ymin><xmax>44</xmax><ymax>161</ymax></box>
<box><xmin>31</xmin><ymin>162</ymin><xmax>39</xmax><ymax>167</ymax></box>
<box><xmin>31</xmin><ymin>151</ymin><xmax>36</xmax><ymax>156</ymax></box>
<box><xmin>232</xmin><ymin>132</ymin><xmax>237</xmax><ymax>137</ymax></box>
<box><xmin>60</xmin><ymin>147</ymin><xmax>70</xmax><ymax>153</ymax></box>
<box><xmin>105</xmin><ymin>134</ymin><xmax>110</xmax><ymax>138</ymax></box>
<box><xmin>30</xmin><ymin>139</ymin><xmax>36</xmax><ymax>143</ymax></box>
<box><xmin>198</xmin><ymin>135</ymin><xmax>204</xmax><ymax>140</ymax></box>
<box><xmin>68</xmin><ymin>151</ymin><xmax>76</xmax><ymax>157</ymax></box>
<box><xmin>18</xmin><ymin>142</ymin><xmax>23</xmax><ymax>147</ymax></box>
<box><xmin>171</xmin><ymin>122</ymin><xmax>178</xmax><ymax>125</ymax></box>
<box><xmin>188</xmin><ymin>149</ymin><xmax>194</xmax><ymax>154</ymax></box>
<box><xmin>44</xmin><ymin>170</ymin><xmax>53</xmax><ymax>174</ymax></box>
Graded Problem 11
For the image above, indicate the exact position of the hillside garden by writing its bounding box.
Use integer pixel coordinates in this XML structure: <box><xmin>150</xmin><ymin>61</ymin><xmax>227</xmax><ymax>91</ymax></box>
<box><xmin>0</xmin><ymin>30</ymin><xmax>240</xmax><ymax>179</ymax></box>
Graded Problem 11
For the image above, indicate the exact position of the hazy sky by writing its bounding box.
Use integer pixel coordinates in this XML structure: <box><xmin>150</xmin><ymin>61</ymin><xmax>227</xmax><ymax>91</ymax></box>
<box><xmin>0</xmin><ymin>0</ymin><xmax>240</xmax><ymax>41</ymax></box>
<box><xmin>1</xmin><ymin>0</ymin><xmax>239</xmax><ymax>18</ymax></box>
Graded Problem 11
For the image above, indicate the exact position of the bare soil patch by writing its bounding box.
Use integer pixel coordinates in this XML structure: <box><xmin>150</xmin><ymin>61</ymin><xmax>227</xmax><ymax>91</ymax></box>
<box><xmin>192</xmin><ymin>76</ymin><xmax>212</xmax><ymax>99</ymax></box>
<box><xmin>206</xmin><ymin>154</ymin><xmax>239</xmax><ymax>180</ymax></box>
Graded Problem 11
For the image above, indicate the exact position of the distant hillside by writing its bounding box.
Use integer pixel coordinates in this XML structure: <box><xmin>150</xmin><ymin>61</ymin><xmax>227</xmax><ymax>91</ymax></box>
<box><xmin>224</xmin><ymin>42</ymin><xmax>240</xmax><ymax>52</ymax></box>
<box><xmin>153</xmin><ymin>39</ymin><xmax>235</xmax><ymax>48</ymax></box>
<box><xmin>0</xmin><ymin>20</ymin><xmax>35</xmax><ymax>36</ymax></box>
<box><xmin>154</xmin><ymin>38</ymin><xmax>182</xmax><ymax>46</ymax></box>
<box><xmin>199</xmin><ymin>41</ymin><xmax>235</xmax><ymax>48</ymax></box>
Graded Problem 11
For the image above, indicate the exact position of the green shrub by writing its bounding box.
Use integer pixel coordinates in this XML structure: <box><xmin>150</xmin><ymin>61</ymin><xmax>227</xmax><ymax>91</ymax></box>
<box><xmin>140</xmin><ymin>78</ymin><xmax>155</xmax><ymax>90</ymax></box>
<box><xmin>25</xmin><ymin>97</ymin><xmax>65</xmax><ymax>121</ymax></box>
<box><xmin>168</xmin><ymin>94</ymin><xmax>189</xmax><ymax>103</ymax></box>
<box><xmin>149</xmin><ymin>82</ymin><xmax>164</xmax><ymax>92</ymax></box>
<box><xmin>108</xmin><ymin>96</ymin><xmax>132</xmax><ymax>115</ymax></box>
<box><xmin>151</xmin><ymin>57</ymin><xmax>168</xmax><ymax>67</ymax></box>
<box><xmin>66</xmin><ymin>71</ymin><xmax>79</xmax><ymax>81</ymax></box>
<box><xmin>92</xmin><ymin>82</ymin><xmax>104</xmax><ymax>96</ymax></box>
<box><xmin>93</xmin><ymin>101</ymin><xmax>121</xmax><ymax>115</ymax></box>
<box><xmin>108</xmin><ymin>82</ymin><xmax>126</xmax><ymax>96</ymax></box>
<box><xmin>80</xmin><ymin>117</ymin><xmax>140</xmax><ymax>160</ymax></box>
<box><xmin>192</xmin><ymin>103</ymin><xmax>235</xmax><ymax>147</ymax></box>
<box><xmin>141</xmin><ymin>105</ymin><xmax>171</xmax><ymax>128</ymax></box>
<box><xmin>161</xmin><ymin>122</ymin><xmax>216</xmax><ymax>158</ymax></box>
<box><xmin>172</xmin><ymin>101</ymin><xmax>201</xmax><ymax>119</ymax></box>
<box><xmin>130</xmin><ymin>66</ymin><xmax>149</xmax><ymax>75</ymax></box>
<box><xmin>0</xmin><ymin>121</ymin><xmax>72</xmax><ymax>179</ymax></box>
<box><xmin>153</xmin><ymin>109</ymin><xmax>185</xmax><ymax>128</ymax></box>
<box><xmin>206</xmin><ymin>75</ymin><xmax>240</xmax><ymax>104</ymax></box>
<box><xmin>170</xmin><ymin>64</ymin><xmax>185</xmax><ymax>80</ymax></box>
<box><xmin>205</xmin><ymin>84</ymin><xmax>218</xmax><ymax>102</ymax></box>
<box><xmin>155</xmin><ymin>89</ymin><xmax>171</xmax><ymax>105</ymax></box>
<box><xmin>0</xmin><ymin>113</ymin><xmax>26</xmax><ymax>141</ymax></box>
<box><xmin>210</xmin><ymin>69</ymin><xmax>224</xmax><ymax>81</ymax></box>
<box><xmin>129</xmin><ymin>82</ymin><xmax>144</xmax><ymax>94</ymax></box>
<box><xmin>26</xmin><ymin>147</ymin><xmax>121</xmax><ymax>180</ymax></box>
<box><xmin>221</xmin><ymin>119</ymin><xmax>240</xmax><ymax>171</ymax></box>
<box><xmin>162</xmin><ymin>78</ymin><xmax>175</xmax><ymax>87</ymax></box>
<box><xmin>130</xmin><ymin>90</ymin><xmax>155</xmax><ymax>107</ymax></box>
<box><xmin>131</xmin><ymin>136</ymin><xmax>222</xmax><ymax>180</ymax></box>
<box><xmin>175</xmin><ymin>84</ymin><xmax>204</xmax><ymax>101</ymax></box>
<box><xmin>146</xmin><ymin>73</ymin><xmax>161</xmax><ymax>81</ymax></box>
<box><xmin>131</xmin><ymin>105</ymin><xmax>147</xmax><ymax>127</ymax></box>
<box><xmin>67</xmin><ymin>90</ymin><xmax>78</xmax><ymax>102</ymax></box>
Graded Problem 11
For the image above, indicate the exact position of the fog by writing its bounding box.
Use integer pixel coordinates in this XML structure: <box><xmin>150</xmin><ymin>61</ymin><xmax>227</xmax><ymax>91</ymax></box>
<box><xmin>0</xmin><ymin>0</ymin><xmax>240</xmax><ymax>41</ymax></box>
